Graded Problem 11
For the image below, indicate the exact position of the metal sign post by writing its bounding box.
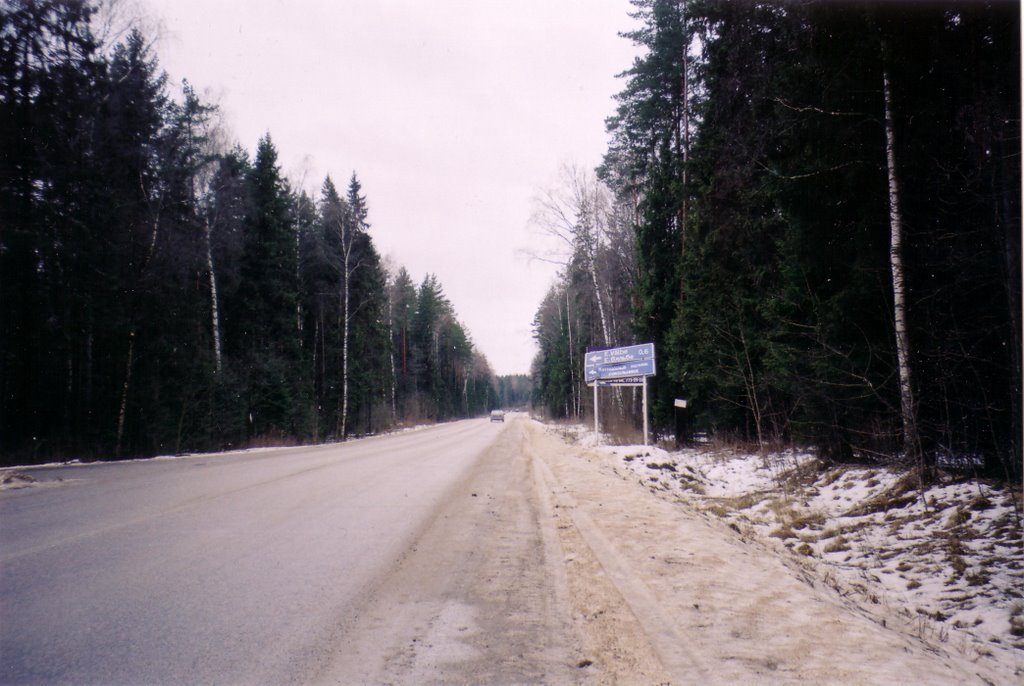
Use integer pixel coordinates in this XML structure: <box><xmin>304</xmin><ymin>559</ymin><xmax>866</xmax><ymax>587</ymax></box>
<box><xmin>642</xmin><ymin>376</ymin><xmax>649</xmax><ymax>447</ymax></box>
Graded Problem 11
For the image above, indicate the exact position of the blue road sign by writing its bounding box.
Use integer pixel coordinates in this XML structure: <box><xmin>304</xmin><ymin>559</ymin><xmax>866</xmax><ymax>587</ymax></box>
<box><xmin>585</xmin><ymin>343</ymin><xmax>656</xmax><ymax>382</ymax></box>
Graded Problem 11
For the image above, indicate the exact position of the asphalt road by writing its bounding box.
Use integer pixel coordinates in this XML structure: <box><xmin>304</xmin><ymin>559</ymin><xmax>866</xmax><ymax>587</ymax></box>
<box><xmin>1</xmin><ymin>418</ymin><xmax>544</xmax><ymax>684</ymax></box>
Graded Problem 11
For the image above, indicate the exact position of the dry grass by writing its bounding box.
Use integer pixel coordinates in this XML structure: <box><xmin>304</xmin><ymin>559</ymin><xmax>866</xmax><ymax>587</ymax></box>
<box><xmin>965</xmin><ymin>570</ymin><xmax>990</xmax><ymax>587</ymax></box>
<box><xmin>766</xmin><ymin>498</ymin><xmax>800</xmax><ymax>522</ymax></box>
<box><xmin>842</xmin><ymin>470</ymin><xmax>923</xmax><ymax>517</ymax></box>
<box><xmin>775</xmin><ymin>458</ymin><xmax>822</xmax><ymax>490</ymax></box>
<box><xmin>770</xmin><ymin>525</ymin><xmax>797</xmax><ymax>540</ymax></box>
<box><xmin>819</xmin><ymin>518</ymin><xmax>874</xmax><ymax>541</ymax></box>
<box><xmin>819</xmin><ymin>467</ymin><xmax>848</xmax><ymax>487</ymax></box>
<box><xmin>969</xmin><ymin>494</ymin><xmax>994</xmax><ymax>511</ymax></box>
<box><xmin>948</xmin><ymin>554</ymin><xmax>968</xmax><ymax>578</ymax></box>
<box><xmin>789</xmin><ymin>510</ymin><xmax>828</xmax><ymax>531</ymax></box>
<box><xmin>1010</xmin><ymin>602</ymin><xmax>1024</xmax><ymax>637</ymax></box>
<box><xmin>714</xmin><ymin>493</ymin><xmax>764</xmax><ymax>512</ymax></box>
<box><xmin>946</xmin><ymin>507</ymin><xmax>971</xmax><ymax>529</ymax></box>
<box><xmin>823</xmin><ymin>536</ymin><xmax>851</xmax><ymax>554</ymax></box>
<box><xmin>674</xmin><ymin>472</ymin><xmax>707</xmax><ymax>495</ymax></box>
<box><xmin>702</xmin><ymin>503</ymin><xmax>731</xmax><ymax>518</ymax></box>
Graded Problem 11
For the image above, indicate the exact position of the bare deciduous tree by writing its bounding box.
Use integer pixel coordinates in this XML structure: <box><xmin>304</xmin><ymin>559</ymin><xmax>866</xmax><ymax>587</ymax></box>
<box><xmin>529</xmin><ymin>163</ymin><xmax>614</xmax><ymax>348</ymax></box>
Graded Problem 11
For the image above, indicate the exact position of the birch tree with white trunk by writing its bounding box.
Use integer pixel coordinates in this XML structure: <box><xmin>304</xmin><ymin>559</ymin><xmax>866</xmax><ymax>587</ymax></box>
<box><xmin>882</xmin><ymin>63</ymin><xmax>920</xmax><ymax>465</ymax></box>
<box><xmin>337</xmin><ymin>174</ymin><xmax>371</xmax><ymax>440</ymax></box>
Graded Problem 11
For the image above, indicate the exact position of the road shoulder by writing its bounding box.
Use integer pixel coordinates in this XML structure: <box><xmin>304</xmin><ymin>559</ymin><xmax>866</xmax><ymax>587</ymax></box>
<box><xmin>528</xmin><ymin>420</ymin><xmax>1008</xmax><ymax>684</ymax></box>
<box><xmin>315</xmin><ymin>419</ymin><xmax>589</xmax><ymax>684</ymax></box>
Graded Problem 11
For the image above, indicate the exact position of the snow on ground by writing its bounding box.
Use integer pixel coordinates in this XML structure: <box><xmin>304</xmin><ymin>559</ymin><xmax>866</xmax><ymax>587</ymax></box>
<box><xmin>549</xmin><ymin>423</ymin><xmax>1024</xmax><ymax>673</ymax></box>
<box><xmin>0</xmin><ymin>471</ymin><xmax>42</xmax><ymax>491</ymax></box>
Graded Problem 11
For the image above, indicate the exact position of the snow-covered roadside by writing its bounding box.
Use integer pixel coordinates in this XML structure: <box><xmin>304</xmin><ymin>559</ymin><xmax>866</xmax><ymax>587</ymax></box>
<box><xmin>549</xmin><ymin>423</ymin><xmax>1024</xmax><ymax>676</ymax></box>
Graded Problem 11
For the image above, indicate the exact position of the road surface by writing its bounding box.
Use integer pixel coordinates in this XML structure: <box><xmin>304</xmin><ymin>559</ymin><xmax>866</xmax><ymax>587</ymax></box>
<box><xmin>1</xmin><ymin>418</ymin><xmax>585</xmax><ymax>684</ymax></box>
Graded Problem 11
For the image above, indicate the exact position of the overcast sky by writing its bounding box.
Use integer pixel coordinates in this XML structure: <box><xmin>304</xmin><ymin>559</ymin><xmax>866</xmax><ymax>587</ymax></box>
<box><xmin>146</xmin><ymin>0</ymin><xmax>639</xmax><ymax>376</ymax></box>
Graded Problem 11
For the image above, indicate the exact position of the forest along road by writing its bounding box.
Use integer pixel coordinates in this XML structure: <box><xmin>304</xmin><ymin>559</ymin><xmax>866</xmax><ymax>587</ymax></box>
<box><xmin>0</xmin><ymin>418</ymin><xmax>584</xmax><ymax>685</ymax></box>
<box><xmin>2</xmin><ymin>417</ymin><xmax>1009</xmax><ymax>685</ymax></box>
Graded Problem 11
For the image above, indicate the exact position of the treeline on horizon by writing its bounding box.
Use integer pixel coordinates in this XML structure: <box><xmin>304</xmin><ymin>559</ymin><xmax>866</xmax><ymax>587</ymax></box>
<box><xmin>0</xmin><ymin>1</ymin><xmax>513</xmax><ymax>465</ymax></box>
<box><xmin>530</xmin><ymin>0</ymin><xmax>1020</xmax><ymax>479</ymax></box>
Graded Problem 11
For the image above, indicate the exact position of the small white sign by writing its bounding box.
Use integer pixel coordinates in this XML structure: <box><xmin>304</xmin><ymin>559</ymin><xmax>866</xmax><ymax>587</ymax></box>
<box><xmin>674</xmin><ymin>399</ymin><xmax>688</xmax><ymax>409</ymax></box>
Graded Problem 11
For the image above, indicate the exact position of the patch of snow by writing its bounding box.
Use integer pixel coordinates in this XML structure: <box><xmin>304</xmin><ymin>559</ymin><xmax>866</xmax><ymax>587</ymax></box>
<box><xmin>0</xmin><ymin>471</ymin><xmax>39</xmax><ymax>491</ymax></box>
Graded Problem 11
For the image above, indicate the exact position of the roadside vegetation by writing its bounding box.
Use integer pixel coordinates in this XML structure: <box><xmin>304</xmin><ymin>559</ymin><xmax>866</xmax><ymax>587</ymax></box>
<box><xmin>1</xmin><ymin>1</ymin><xmax>505</xmax><ymax>465</ymax></box>
<box><xmin>529</xmin><ymin>0</ymin><xmax>1020</xmax><ymax>483</ymax></box>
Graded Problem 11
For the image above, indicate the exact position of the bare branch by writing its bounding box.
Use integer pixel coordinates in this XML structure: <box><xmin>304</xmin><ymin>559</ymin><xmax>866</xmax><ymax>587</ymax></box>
<box><xmin>772</xmin><ymin>97</ymin><xmax>871</xmax><ymax>119</ymax></box>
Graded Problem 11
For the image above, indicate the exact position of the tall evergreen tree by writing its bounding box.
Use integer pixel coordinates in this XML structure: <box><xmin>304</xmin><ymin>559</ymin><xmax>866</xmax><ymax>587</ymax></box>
<box><xmin>302</xmin><ymin>176</ymin><xmax>344</xmax><ymax>439</ymax></box>
<box><xmin>1</xmin><ymin>0</ymin><xmax>106</xmax><ymax>460</ymax></box>
<box><xmin>341</xmin><ymin>173</ymin><xmax>388</xmax><ymax>436</ymax></box>
<box><xmin>230</xmin><ymin>134</ymin><xmax>311</xmax><ymax>441</ymax></box>
<box><xmin>603</xmin><ymin>0</ymin><xmax>700</xmax><ymax>431</ymax></box>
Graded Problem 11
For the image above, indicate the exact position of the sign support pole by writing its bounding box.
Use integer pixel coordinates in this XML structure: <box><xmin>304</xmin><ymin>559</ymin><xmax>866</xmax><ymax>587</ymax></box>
<box><xmin>642</xmin><ymin>376</ymin><xmax>649</xmax><ymax>447</ymax></box>
<box><xmin>594</xmin><ymin>383</ymin><xmax>599</xmax><ymax>439</ymax></box>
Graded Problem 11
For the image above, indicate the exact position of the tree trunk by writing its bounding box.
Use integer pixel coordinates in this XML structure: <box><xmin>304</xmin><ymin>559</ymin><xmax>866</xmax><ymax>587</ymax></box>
<box><xmin>295</xmin><ymin>226</ymin><xmax>302</xmax><ymax>333</ymax></box>
<box><xmin>115</xmin><ymin>330</ymin><xmax>135</xmax><ymax>458</ymax></box>
<box><xmin>565</xmin><ymin>288</ymin><xmax>578</xmax><ymax>419</ymax></box>
<box><xmin>738</xmin><ymin>324</ymin><xmax>765</xmax><ymax>457</ymax></box>
<box><xmin>203</xmin><ymin>216</ymin><xmax>223</xmax><ymax>375</ymax></box>
<box><xmin>677</xmin><ymin>1</ymin><xmax>690</xmax><ymax>304</ymax></box>
<box><xmin>388</xmin><ymin>294</ymin><xmax>397</xmax><ymax>420</ymax></box>
<box><xmin>882</xmin><ymin>67</ymin><xmax>920</xmax><ymax>465</ymax></box>
<box><xmin>588</xmin><ymin>253</ymin><xmax>611</xmax><ymax>347</ymax></box>
<box><xmin>312</xmin><ymin>315</ymin><xmax>320</xmax><ymax>441</ymax></box>
<box><xmin>340</xmin><ymin>247</ymin><xmax>350</xmax><ymax>440</ymax></box>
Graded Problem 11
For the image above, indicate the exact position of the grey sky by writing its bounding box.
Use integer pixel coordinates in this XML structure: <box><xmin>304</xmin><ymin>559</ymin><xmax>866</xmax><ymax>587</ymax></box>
<box><xmin>147</xmin><ymin>0</ymin><xmax>639</xmax><ymax>375</ymax></box>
